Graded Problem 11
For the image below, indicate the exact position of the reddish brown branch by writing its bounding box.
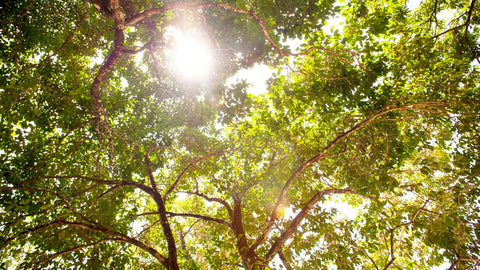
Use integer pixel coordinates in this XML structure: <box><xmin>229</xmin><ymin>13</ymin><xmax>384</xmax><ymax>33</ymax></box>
<box><xmin>264</xmin><ymin>188</ymin><xmax>354</xmax><ymax>261</ymax></box>
<box><xmin>89</xmin><ymin>0</ymin><xmax>126</xmax><ymax>168</ymax></box>
<box><xmin>230</xmin><ymin>193</ymin><xmax>256</xmax><ymax>268</ymax></box>
<box><xmin>2</xmin><ymin>219</ymin><xmax>167</xmax><ymax>265</ymax></box>
<box><xmin>90</xmin><ymin>0</ymin><xmax>125</xmax><ymax>119</ymax></box>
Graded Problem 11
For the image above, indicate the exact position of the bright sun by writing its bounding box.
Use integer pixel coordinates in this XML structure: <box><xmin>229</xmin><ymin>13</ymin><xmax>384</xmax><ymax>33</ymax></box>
<box><xmin>167</xmin><ymin>28</ymin><xmax>214</xmax><ymax>83</ymax></box>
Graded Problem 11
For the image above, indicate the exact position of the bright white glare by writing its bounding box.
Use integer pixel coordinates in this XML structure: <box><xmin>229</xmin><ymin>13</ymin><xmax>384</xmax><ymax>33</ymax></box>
<box><xmin>323</xmin><ymin>15</ymin><xmax>346</xmax><ymax>35</ymax></box>
<box><xmin>322</xmin><ymin>197</ymin><xmax>359</xmax><ymax>220</ymax></box>
<box><xmin>166</xmin><ymin>28</ymin><xmax>214</xmax><ymax>83</ymax></box>
<box><xmin>283</xmin><ymin>38</ymin><xmax>303</xmax><ymax>54</ymax></box>
<box><xmin>227</xmin><ymin>64</ymin><xmax>274</xmax><ymax>95</ymax></box>
<box><xmin>407</xmin><ymin>0</ymin><xmax>422</xmax><ymax>10</ymax></box>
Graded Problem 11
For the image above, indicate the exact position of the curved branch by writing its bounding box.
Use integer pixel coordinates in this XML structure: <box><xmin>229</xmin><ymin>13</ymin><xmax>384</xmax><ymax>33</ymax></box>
<box><xmin>65</xmin><ymin>220</ymin><xmax>168</xmax><ymax>266</ymax></box>
<box><xmin>39</xmin><ymin>173</ymin><xmax>178</xmax><ymax>267</ymax></box>
<box><xmin>181</xmin><ymin>191</ymin><xmax>233</xmax><ymax>219</ymax></box>
<box><xmin>89</xmin><ymin>0</ymin><xmax>125</xmax><ymax>169</ymax></box>
<box><xmin>90</xmin><ymin>0</ymin><xmax>125</xmax><ymax>119</ymax></box>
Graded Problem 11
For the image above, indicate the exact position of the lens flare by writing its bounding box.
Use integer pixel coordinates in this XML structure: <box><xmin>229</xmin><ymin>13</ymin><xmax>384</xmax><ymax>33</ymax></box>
<box><xmin>166</xmin><ymin>28</ymin><xmax>214</xmax><ymax>83</ymax></box>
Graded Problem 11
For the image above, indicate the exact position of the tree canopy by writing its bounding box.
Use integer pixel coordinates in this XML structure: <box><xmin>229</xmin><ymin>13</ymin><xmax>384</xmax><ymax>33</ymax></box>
<box><xmin>1</xmin><ymin>0</ymin><xmax>479</xmax><ymax>269</ymax></box>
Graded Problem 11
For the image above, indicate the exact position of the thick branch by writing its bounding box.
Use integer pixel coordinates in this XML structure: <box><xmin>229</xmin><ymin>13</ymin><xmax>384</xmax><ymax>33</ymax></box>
<box><xmin>90</xmin><ymin>0</ymin><xmax>125</xmax><ymax>117</ymax></box>
<box><xmin>464</xmin><ymin>0</ymin><xmax>476</xmax><ymax>38</ymax></box>
<box><xmin>90</xmin><ymin>0</ymin><xmax>125</xmax><ymax>162</ymax></box>
<box><xmin>230</xmin><ymin>194</ymin><xmax>254</xmax><ymax>268</ymax></box>
<box><xmin>264</xmin><ymin>188</ymin><xmax>354</xmax><ymax>261</ymax></box>
<box><xmin>144</xmin><ymin>150</ymin><xmax>179</xmax><ymax>269</ymax></box>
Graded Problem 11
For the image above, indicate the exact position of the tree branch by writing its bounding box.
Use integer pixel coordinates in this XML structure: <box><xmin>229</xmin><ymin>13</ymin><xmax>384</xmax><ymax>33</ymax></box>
<box><xmin>38</xmin><ymin>0</ymin><xmax>89</xmax><ymax>70</ymax></box>
<box><xmin>253</xmin><ymin>102</ymin><xmax>449</xmax><ymax>254</ymax></box>
<box><xmin>89</xmin><ymin>0</ymin><xmax>126</xmax><ymax>169</ymax></box>
<box><xmin>43</xmin><ymin>175</ymin><xmax>155</xmax><ymax>198</ymax></box>
<box><xmin>144</xmin><ymin>148</ymin><xmax>179</xmax><ymax>269</ymax></box>
<box><xmin>167</xmin><ymin>212</ymin><xmax>232</xmax><ymax>228</ymax></box>
<box><xmin>145</xmin><ymin>145</ymin><xmax>169</xmax><ymax>194</ymax></box>
<box><xmin>181</xmin><ymin>190</ymin><xmax>234</xmax><ymax>219</ymax></box>
<box><xmin>2</xmin><ymin>220</ymin><xmax>167</xmax><ymax>266</ymax></box>
<box><xmin>279</xmin><ymin>251</ymin><xmax>294</xmax><ymax>270</ymax></box>
<box><xmin>33</xmin><ymin>238</ymin><xmax>119</xmax><ymax>269</ymax></box>
<box><xmin>264</xmin><ymin>188</ymin><xmax>354</xmax><ymax>261</ymax></box>
<box><xmin>165</xmin><ymin>148</ymin><xmax>237</xmax><ymax>201</ymax></box>
<box><xmin>383</xmin><ymin>202</ymin><xmax>427</xmax><ymax>269</ymax></box>
<box><xmin>464</xmin><ymin>0</ymin><xmax>476</xmax><ymax>38</ymax></box>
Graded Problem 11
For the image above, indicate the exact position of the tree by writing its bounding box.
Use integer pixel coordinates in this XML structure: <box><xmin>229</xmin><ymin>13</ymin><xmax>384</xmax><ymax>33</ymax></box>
<box><xmin>1</xmin><ymin>0</ymin><xmax>479</xmax><ymax>269</ymax></box>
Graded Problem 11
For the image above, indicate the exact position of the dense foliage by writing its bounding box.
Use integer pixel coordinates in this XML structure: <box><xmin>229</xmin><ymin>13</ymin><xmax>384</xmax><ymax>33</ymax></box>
<box><xmin>1</xmin><ymin>0</ymin><xmax>479</xmax><ymax>269</ymax></box>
